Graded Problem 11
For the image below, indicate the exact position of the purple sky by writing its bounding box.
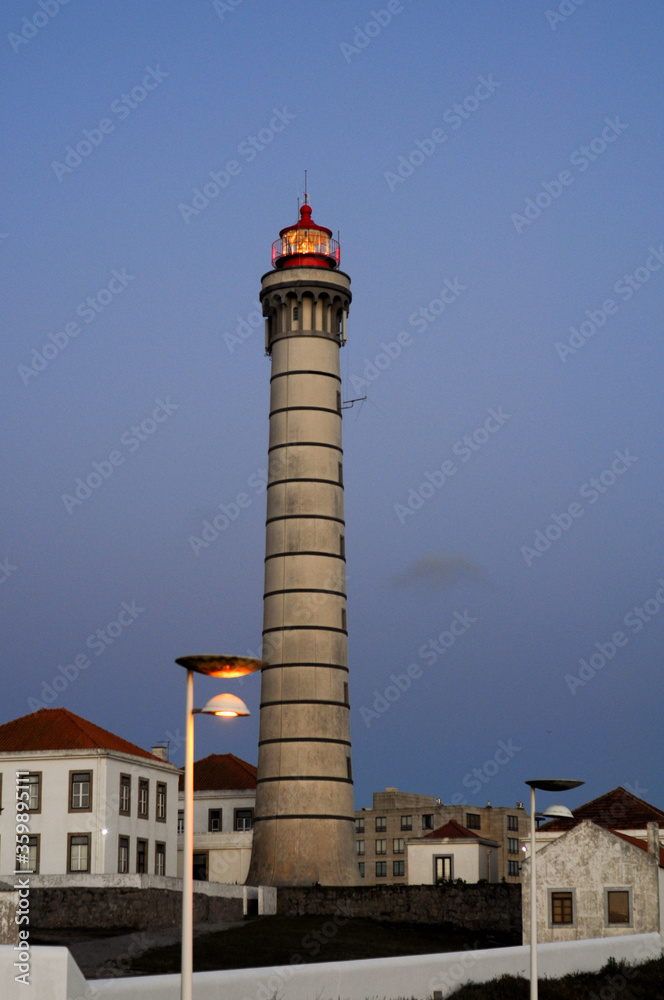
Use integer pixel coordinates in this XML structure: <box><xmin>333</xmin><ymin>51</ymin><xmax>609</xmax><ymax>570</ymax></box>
<box><xmin>2</xmin><ymin>0</ymin><xmax>663</xmax><ymax>817</ymax></box>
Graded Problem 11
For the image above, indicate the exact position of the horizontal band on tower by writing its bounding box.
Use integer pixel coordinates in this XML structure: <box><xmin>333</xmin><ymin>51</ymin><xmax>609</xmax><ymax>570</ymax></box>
<box><xmin>256</xmin><ymin>775</ymin><xmax>353</xmax><ymax>784</ymax></box>
<box><xmin>259</xmin><ymin>698</ymin><xmax>349</xmax><ymax>708</ymax></box>
<box><xmin>263</xmin><ymin>587</ymin><xmax>346</xmax><ymax>599</ymax></box>
<box><xmin>268</xmin><ymin>441</ymin><xmax>343</xmax><ymax>453</ymax></box>
<box><xmin>252</xmin><ymin>814</ymin><xmax>355</xmax><ymax>824</ymax></box>
<box><xmin>265</xmin><ymin>513</ymin><xmax>345</xmax><ymax>526</ymax></box>
<box><xmin>269</xmin><ymin>405</ymin><xmax>340</xmax><ymax>419</ymax></box>
<box><xmin>267</xmin><ymin>477</ymin><xmax>344</xmax><ymax>490</ymax></box>
<box><xmin>271</xmin><ymin>369</ymin><xmax>342</xmax><ymax>383</ymax></box>
<box><xmin>262</xmin><ymin>626</ymin><xmax>348</xmax><ymax>637</ymax></box>
<box><xmin>258</xmin><ymin>736</ymin><xmax>351</xmax><ymax>746</ymax></box>
<box><xmin>260</xmin><ymin>662</ymin><xmax>348</xmax><ymax>673</ymax></box>
<box><xmin>264</xmin><ymin>550</ymin><xmax>346</xmax><ymax>562</ymax></box>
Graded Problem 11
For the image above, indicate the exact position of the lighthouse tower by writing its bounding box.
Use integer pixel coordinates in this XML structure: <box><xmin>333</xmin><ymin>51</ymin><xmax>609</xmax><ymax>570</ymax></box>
<box><xmin>246</xmin><ymin>200</ymin><xmax>359</xmax><ymax>886</ymax></box>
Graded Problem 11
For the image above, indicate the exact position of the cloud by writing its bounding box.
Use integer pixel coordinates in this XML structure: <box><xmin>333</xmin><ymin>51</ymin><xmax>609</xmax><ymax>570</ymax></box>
<box><xmin>393</xmin><ymin>553</ymin><xmax>485</xmax><ymax>591</ymax></box>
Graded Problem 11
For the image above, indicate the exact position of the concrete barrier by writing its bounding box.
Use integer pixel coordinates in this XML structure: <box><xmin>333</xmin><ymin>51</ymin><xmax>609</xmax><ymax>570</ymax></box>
<box><xmin>0</xmin><ymin>946</ymin><xmax>91</xmax><ymax>1000</ymax></box>
<box><xmin>86</xmin><ymin>931</ymin><xmax>662</xmax><ymax>999</ymax></box>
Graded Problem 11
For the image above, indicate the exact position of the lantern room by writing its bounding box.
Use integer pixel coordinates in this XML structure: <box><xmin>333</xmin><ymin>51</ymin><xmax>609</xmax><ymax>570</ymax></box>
<box><xmin>272</xmin><ymin>203</ymin><xmax>340</xmax><ymax>270</ymax></box>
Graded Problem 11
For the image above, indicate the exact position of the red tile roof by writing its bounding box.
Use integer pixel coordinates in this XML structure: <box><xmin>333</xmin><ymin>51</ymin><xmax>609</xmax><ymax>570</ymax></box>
<box><xmin>611</xmin><ymin>829</ymin><xmax>664</xmax><ymax>867</ymax></box>
<box><xmin>0</xmin><ymin>708</ymin><xmax>159</xmax><ymax>760</ymax></box>
<box><xmin>178</xmin><ymin>753</ymin><xmax>257</xmax><ymax>792</ymax></box>
<box><xmin>423</xmin><ymin>819</ymin><xmax>480</xmax><ymax>840</ymax></box>
<box><xmin>539</xmin><ymin>786</ymin><xmax>664</xmax><ymax>832</ymax></box>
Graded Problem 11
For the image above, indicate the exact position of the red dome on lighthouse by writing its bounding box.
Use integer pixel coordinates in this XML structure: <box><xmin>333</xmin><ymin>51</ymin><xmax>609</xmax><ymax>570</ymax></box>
<box><xmin>272</xmin><ymin>202</ymin><xmax>340</xmax><ymax>270</ymax></box>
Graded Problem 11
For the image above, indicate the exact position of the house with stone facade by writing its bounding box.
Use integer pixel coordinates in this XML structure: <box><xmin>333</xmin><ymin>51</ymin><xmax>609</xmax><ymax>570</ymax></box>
<box><xmin>521</xmin><ymin>819</ymin><xmax>664</xmax><ymax>944</ymax></box>
<box><xmin>177</xmin><ymin>753</ymin><xmax>256</xmax><ymax>884</ymax></box>
<box><xmin>407</xmin><ymin>819</ymin><xmax>500</xmax><ymax>884</ymax></box>
<box><xmin>355</xmin><ymin>788</ymin><xmax>527</xmax><ymax>885</ymax></box>
<box><xmin>0</xmin><ymin>708</ymin><xmax>180</xmax><ymax>878</ymax></box>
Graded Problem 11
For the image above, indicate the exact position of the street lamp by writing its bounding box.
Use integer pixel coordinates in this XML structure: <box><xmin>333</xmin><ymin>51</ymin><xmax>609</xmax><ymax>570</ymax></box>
<box><xmin>525</xmin><ymin>779</ymin><xmax>584</xmax><ymax>1000</ymax></box>
<box><xmin>176</xmin><ymin>655</ymin><xmax>265</xmax><ymax>1000</ymax></box>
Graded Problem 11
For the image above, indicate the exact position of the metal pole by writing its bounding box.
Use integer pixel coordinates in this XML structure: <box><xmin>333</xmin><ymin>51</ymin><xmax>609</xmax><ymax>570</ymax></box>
<box><xmin>530</xmin><ymin>784</ymin><xmax>537</xmax><ymax>1000</ymax></box>
<box><xmin>181</xmin><ymin>668</ymin><xmax>194</xmax><ymax>1000</ymax></box>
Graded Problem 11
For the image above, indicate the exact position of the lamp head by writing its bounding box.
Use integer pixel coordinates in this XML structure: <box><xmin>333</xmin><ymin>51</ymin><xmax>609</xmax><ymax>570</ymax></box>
<box><xmin>200</xmin><ymin>693</ymin><xmax>250</xmax><ymax>718</ymax></box>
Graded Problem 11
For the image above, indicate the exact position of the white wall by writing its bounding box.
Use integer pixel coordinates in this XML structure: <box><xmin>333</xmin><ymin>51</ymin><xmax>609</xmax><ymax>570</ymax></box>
<box><xmin>82</xmin><ymin>932</ymin><xmax>663</xmax><ymax>1000</ymax></box>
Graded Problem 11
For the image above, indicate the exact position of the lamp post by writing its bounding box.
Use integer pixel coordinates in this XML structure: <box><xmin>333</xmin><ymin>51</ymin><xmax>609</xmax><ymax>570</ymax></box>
<box><xmin>176</xmin><ymin>655</ymin><xmax>265</xmax><ymax>1000</ymax></box>
<box><xmin>525</xmin><ymin>779</ymin><xmax>584</xmax><ymax>1000</ymax></box>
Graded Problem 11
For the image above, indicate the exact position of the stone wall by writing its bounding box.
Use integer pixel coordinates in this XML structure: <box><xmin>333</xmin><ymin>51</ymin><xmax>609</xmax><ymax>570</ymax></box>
<box><xmin>30</xmin><ymin>886</ymin><xmax>243</xmax><ymax>931</ymax></box>
<box><xmin>277</xmin><ymin>883</ymin><xmax>522</xmax><ymax>936</ymax></box>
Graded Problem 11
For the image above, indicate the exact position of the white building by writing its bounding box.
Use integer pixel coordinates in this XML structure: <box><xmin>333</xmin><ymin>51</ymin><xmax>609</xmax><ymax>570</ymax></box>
<box><xmin>407</xmin><ymin>819</ymin><xmax>500</xmax><ymax>884</ymax></box>
<box><xmin>0</xmin><ymin>708</ymin><xmax>180</xmax><ymax>878</ymax></box>
<box><xmin>176</xmin><ymin>753</ymin><xmax>256</xmax><ymax>884</ymax></box>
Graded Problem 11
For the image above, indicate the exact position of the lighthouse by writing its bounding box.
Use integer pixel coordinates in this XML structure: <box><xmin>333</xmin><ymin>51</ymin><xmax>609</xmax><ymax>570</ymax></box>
<box><xmin>246</xmin><ymin>200</ymin><xmax>359</xmax><ymax>886</ymax></box>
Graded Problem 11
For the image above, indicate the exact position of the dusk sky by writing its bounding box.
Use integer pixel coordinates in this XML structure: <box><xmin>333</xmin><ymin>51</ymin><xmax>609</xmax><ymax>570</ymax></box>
<box><xmin>2</xmin><ymin>0</ymin><xmax>663</xmax><ymax>817</ymax></box>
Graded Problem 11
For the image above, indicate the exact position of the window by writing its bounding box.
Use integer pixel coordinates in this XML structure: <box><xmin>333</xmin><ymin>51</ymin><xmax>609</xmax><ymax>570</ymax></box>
<box><xmin>119</xmin><ymin>774</ymin><xmax>131</xmax><ymax>815</ymax></box>
<box><xmin>193</xmin><ymin>853</ymin><xmax>208</xmax><ymax>880</ymax></box>
<box><xmin>155</xmin><ymin>842</ymin><xmax>166</xmax><ymax>876</ymax></box>
<box><xmin>343</xmin><ymin>682</ymin><xmax>349</xmax><ymax>705</ymax></box>
<box><xmin>606</xmin><ymin>889</ymin><xmax>632</xmax><ymax>925</ymax></box>
<box><xmin>375</xmin><ymin>816</ymin><xmax>386</xmax><ymax>832</ymax></box>
<box><xmin>118</xmin><ymin>836</ymin><xmax>129</xmax><ymax>874</ymax></box>
<box><xmin>393</xmin><ymin>838</ymin><xmax>405</xmax><ymax>854</ymax></box>
<box><xmin>17</xmin><ymin>835</ymin><xmax>39</xmax><ymax>873</ymax></box>
<box><xmin>356</xmin><ymin>840</ymin><xmax>365</xmax><ymax>855</ymax></box>
<box><xmin>400</xmin><ymin>815</ymin><xmax>412</xmax><ymax>831</ymax></box>
<box><xmin>393</xmin><ymin>860</ymin><xmax>405</xmax><ymax>877</ymax></box>
<box><xmin>346</xmin><ymin>756</ymin><xmax>353</xmax><ymax>780</ymax></box>
<box><xmin>465</xmin><ymin>813</ymin><xmax>480</xmax><ymax>830</ymax></box>
<box><xmin>508</xmin><ymin>838</ymin><xmax>519</xmax><ymax>854</ymax></box>
<box><xmin>375</xmin><ymin>839</ymin><xmax>387</xmax><ymax>855</ymax></box>
<box><xmin>550</xmin><ymin>891</ymin><xmax>575</xmax><ymax>926</ymax></box>
<box><xmin>375</xmin><ymin>861</ymin><xmax>387</xmax><ymax>877</ymax></box>
<box><xmin>508</xmin><ymin>860</ymin><xmax>520</xmax><ymax>877</ymax></box>
<box><xmin>336</xmin><ymin>390</ymin><xmax>342</xmax><ymax>413</ymax></box>
<box><xmin>355</xmin><ymin>816</ymin><xmax>365</xmax><ymax>834</ymax></box>
<box><xmin>156</xmin><ymin>782</ymin><xmax>167</xmax><ymax>821</ymax></box>
<box><xmin>338</xmin><ymin>462</ymin><xmax>344</xmax><ymax>486</ymax></box>
<box><xmin>358</xmin><ymin>862</ymin><xmax>365</xmax><ymax>878</ymax></box>
<box><xmin>435</xmin><ymin>856</ymin><xmax>453</xmax><ymax>881</ymax></box>
<box><xmin>507</xmin><ymin>815</ymin><xmax>519</xmax><ymax>831</ymax></box>
<box><xmin>235</xmin><ymin>809</ymin><xmax>253</xmax><ymax>831</ymax></box>
<box><xmin>339</xmin><ymin>534</ymin><xmax>345</xmax><ymax>558</ymax></box>
<box><xmin>138</xmin><ymin>778</ymin><xmax>149</xmax><ymax>818</ymax></box>
<box><xmin>136</xmin><ymin>838</ymin><xmax>148</xmax><ymax>874</ymax></box>
<box><xmin>68</xmin><ymin>834</ymin><xmax>90</xmax><ymax>872</ymax></box>
<box><xmin>293</xmin><ymin>305</ymin><xmax>299</xmax><ymax>321</ymax></box>
<box><xmin>70</xmin><ymin>771</ymin><xmax>92</xmax><ymax>811</ymax></box>
<box><xmin>422</xmin><ymin>814</ymin><xmax>434</xmax><ymax>830</ymax></box>
<box><xmin>26</xmin><ymin>773</ymin><xmax>41</xmax><ymax>812</ymax></box>
<box><xmin>177</xmin><ymin>809</ymin><xmax>184</xmax><ymax>834</ymax></box>
<box><xmin>341</xmin><ymin>608</ymin><xmax>347</xmax><ymax>631</ymax></box>
<box><xmin>208</xmin><ymin>809</ymin><xmax>222</xmax><ymax>832</ymax></box>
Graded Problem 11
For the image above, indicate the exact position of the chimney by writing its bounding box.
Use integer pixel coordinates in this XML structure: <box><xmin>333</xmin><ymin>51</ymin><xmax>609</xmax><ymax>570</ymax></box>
<box><xmin>151</xmin><ymin>745</ymin><xmax>169</xmax><ymax>761</ymax></box>
<box><xmin>646</xmin><ymin>822</ymin><xmax>660</xmax><ymax>859</ymax></box>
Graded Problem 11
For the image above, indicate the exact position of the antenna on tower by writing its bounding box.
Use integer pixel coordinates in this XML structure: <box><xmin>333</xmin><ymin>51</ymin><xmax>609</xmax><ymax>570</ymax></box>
<box><xmin>304</xmin><ymin>169</ymin><xmax>308</xmax><ymax>205</ymax></box>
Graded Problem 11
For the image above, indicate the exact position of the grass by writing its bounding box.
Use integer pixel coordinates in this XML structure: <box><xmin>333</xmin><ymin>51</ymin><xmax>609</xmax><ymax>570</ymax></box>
<box><xmin>451</xmin><ymin>956</ymin><xmax>664</xmax><ymax>999</ymax></box>
<box><xmin>124</xmin><ymin>915</ymin><xmax>516</xmax><ymax>977</ymax></box>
